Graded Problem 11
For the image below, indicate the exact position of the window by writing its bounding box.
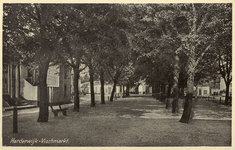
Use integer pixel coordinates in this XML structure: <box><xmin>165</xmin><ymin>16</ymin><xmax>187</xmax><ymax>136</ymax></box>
<box><xmin>204</xmin><ymin>90</ymin><xmax>207</xmax><ymax>95</ymax></box>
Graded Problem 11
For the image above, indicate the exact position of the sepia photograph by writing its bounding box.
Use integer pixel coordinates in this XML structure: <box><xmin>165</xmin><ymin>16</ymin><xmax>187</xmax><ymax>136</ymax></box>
<box><xmin>1</xmin><ymin>1</ymin><xmax>232</xmax><ymax>148</ymax></box>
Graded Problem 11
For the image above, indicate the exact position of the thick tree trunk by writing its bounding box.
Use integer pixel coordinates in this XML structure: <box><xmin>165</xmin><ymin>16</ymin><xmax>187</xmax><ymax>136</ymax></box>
<box><xmin>110</xmin><ymin>80</ymin><xmax>117</xmax><ymax>102</ymax></box>
<box><xmin>89</xmin><ymin>66</ymin><xmax>95</xmax><ymax>107</ymax></box>
<box><xmin>179</xmin><ymin>94</ymin><xmax>194</xmax><ymax>123</ymax></box>
<box><xmin>172</xmin><ymin>55</ymin><xmax>180</xmax><ymax>113</ymax></box>
<box><xmin>37</xmin><ymin>5</ymin><xmax>52</xmax><ymax>122</ymax></box>
<box><xmin>225</xmin><ymin>82</ymin><xmax>231</xmax><ymax>104</ymax></box>
<box><xmin>73</xmin><ymin>67</ymin><xmax>80</xmax><ymax>111</ymax></box>
<box><xmin>179</xmin><ymin>62</ymin><xmax>195</xmax><ymax>123</ymax></box>
<box><xmin>100</xmin><ymin>70</ymin><xmax>105</xmax><ymax>104</ymax></box>
<box><xmin>37</xmin><ymin>57</ymin><xmax>50</xmax><ymax>122</ymax></box>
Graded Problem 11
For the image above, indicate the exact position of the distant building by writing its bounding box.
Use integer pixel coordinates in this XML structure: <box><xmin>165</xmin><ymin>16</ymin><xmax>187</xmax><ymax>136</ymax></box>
<box><xmin>131</xmin><ymin>80</ymin><xmax>152</xmax><ymax>94</ymax></box>
<box><xmin>81</xmin><ymin>81</ymin><xmax>122</xmax><ymax>96</ymax></box>
<box><xmin>194</xmin><ymin>76</ymin><xmax>232</xmax><ymax>97</ymax></box>
<box><xmin>195</xmin><ymin>85</ymin><xmax>210</xmax><ymax>97</ymax></box>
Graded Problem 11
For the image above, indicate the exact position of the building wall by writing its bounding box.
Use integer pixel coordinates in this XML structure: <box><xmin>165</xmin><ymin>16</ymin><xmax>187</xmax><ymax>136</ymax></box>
<box><xmin>211</xmin><ymin>88</ymin><xmax>220</xmax><ymax>95</ymax></box>
<box><xmin>3</xmin><ymin>63</ymin><xmax>20</xmax><ymax>99</ymax></box>
<box><xmin>138</xmin><ymin>84</ymin><xmax>147</xmax><ymax>94</ymax></box>
<box><xmin>197</xmin><ymin>86</ymin><xmax>210</xmax><ymax>97</ymax></box>
<box><xmin>3</xmin><ymin>62</ymin><xmax>72</xmax><ymax>106</ymax></box>
<box><xmin>136</xmin><ymin>82</ymin><xmax>152</xmax><ymax>94</ymax></box>
<box><xmin>21</xmin><ymin>79</ymin><xmax>38</xmax><ymax>100</ymax></box>
<box><xmin>85</xmin><ymin>83</ymin><xmax>121</xmax><ymax>95</ymax></box>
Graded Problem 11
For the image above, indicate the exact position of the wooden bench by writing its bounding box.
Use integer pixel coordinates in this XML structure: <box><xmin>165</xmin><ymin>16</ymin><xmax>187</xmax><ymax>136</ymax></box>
<box><xmin>49</xmin><ymin>102</ymin><xmax>69</xmax><ymax>117</ymax></box>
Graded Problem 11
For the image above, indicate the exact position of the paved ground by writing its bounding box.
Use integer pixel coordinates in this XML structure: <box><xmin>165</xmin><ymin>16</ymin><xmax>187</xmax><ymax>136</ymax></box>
<box><xmin>2</xmin><ymin>95</ymin><xmax>232</xmax><ymax>147</ymax></box>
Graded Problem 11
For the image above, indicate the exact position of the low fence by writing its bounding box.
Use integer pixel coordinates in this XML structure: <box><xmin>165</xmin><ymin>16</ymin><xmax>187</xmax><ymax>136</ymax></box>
<box><xmin>196</xmin><ymin>96</ymin><xmax>232</xmax><ymax>106</ymax></box>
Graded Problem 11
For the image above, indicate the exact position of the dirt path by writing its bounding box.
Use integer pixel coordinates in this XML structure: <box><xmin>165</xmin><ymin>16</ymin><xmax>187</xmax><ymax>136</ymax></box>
<box><xmin>2</xmin><ymin>96</ymin><xmax>231</xmax><ymax>146</ymax></box>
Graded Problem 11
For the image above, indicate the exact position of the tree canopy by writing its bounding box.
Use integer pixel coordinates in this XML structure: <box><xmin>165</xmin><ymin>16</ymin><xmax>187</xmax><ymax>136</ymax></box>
<box><xmin>3</xmin><ymin>3</ymin><xmax>232</xmax><ymax>122</ymax></box>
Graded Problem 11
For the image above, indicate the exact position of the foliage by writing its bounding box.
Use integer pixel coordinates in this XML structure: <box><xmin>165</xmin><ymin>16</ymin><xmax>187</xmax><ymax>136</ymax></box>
<box><xmin>3</xmin><ymin>3</ymin><xmax>232</xmax><ymax>121</ymax></box>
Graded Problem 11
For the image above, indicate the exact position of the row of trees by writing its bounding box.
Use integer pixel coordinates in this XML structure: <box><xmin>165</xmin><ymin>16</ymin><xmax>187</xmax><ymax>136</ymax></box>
<box><xmin>3</xmin><ymin>4</ymin><xmax>232</xmax><ymax>123</ymax></box>
<box><xmin>4</xmin><ymin>4</ymin><xmax>134</xmax><ymax>122</ymax></box>
<box><xmin>127</xmin><ymin>4</ymin><xmax>232</xmax><ymax>123</ymax></box>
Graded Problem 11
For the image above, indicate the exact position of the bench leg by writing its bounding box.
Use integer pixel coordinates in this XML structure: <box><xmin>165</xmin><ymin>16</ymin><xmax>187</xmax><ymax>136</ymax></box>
<box><xmin>53</xmin><ymin>111</ymin><xmax>58</xmax><ymax>117</ymax></box>
<box><xmin>62</xmin><ymin>110</ymin><xmax>67</xmax><ymax>116</ymax></box>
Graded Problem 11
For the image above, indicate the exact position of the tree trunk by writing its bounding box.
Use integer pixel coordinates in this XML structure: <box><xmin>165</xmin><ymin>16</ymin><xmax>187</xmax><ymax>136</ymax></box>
<box><xmin>135</xmin><ymin>86</ymin><xmax>138</xmax><ymax>94</ymax></box>
<box><xmin>166</xmin><ymin>83</ymin><xmax>172</xmax><ymax>109</ymax></box>
<box><xmin>37</xmin><ymin>56</ymin><xmax>50</xmax><ymax>122</ymax></box>
<box><xmin>110</xmin><ymin>80</ymin><xmax>117</xmax><ymax>102</ymax></box>
<box><xmin>16</xmin><ymin>64</ymin><xmax>20</xmax><ymax>100</ymax></box>
<box><xmin>179</xmin><ymin>94</ymin><xmax>194</xmax><ymax>123</ymax></box>
<box><xmin>126</xmin><ymin>83</ymin><xmax>130</xmax><ymax>97</ymax></box>
<box><xmin>172</xmin><ymin>54</ymin><xmax>180</xmax><ymax>113</ymax></box>
<box><xmin>89</xmin><ymin>65</ymin><xmax>95</xmax><ymax>107</ymax></box>
<box><xmin>37</xmin><ymin>5</ymin><xmax>51</xmax><ymax>122</ymax></box>
<box><xmin>154</xmin><ymin>84</ymin><xmax>157</xmax><ymax>99</ymax></box>
<box><xmin>160</xmin><ymin>83</ymin><xmax>165</xmax><ymax>102</ymax></box>
<box><xmin>167</xmin><ymin>82</ymin><xmax>172</xmax><ymax>98</ymax></box>
<box><xmin>73</xmin><ymin>67</ymin><xmax>80</xmax><ymax>111</ymax></box>
<box><xmin>179</xmin><ymin>62</ymin><xmax>195</xmax><ymax>123</ymax></box>
<box><xmin>100</xmin><ymin>70</ymin><xmax>105</xmax><ymax>104</ymax></box>
<box><xmin>159</xmin><ymin>83</ymin><xmax>162</xmax><ymax>101</ymax></box>
<box><xmin>225</xmin><ymin>82</ymin><xmax>231</xmax><ymax>104</ymax></box>
<box><xmin>123</xmin><ymin>85</ymin><xmax>125</xmax><ymax>97</ymax></box>
<box><xmin>152</xmin><ymin>84</ymin><xmax>155</xmax><ymax>97</ymax></box>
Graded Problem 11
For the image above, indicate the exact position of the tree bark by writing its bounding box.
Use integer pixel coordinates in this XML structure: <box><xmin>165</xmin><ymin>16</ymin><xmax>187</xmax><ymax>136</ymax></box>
<box><xmin>37</xmin><ymin>55</ymin><xmax>50</xmax><ymax>122</ymax></box>
<box><xmin>73</xmin><ymin>67</ymin><xmax>80</xmax><ymax>111</ymax></box>
<box><xmin>152</xmin><ymin>84</ymin><xmax>156</xmax><ymax>98</ymax></box>
<box><xmin>110</xmin><ymin>80</ymin><xmax>117</xmax><ymax>102</ymax></box>
<box><xmin>179</xmin><ymin>60</ymin><xmax>195</xmax><ymax>123</ymax></box>
<box><xmin>166</xmin><ymin>83</ymin><xmax>172</xmax><ymax>98</ymax></box>
<box><xmin>166</xmin><ymin>83</ymin><xmax>172</xmax><ymax>109</ymax></box>
<box><xmin>89</xmin><ymin>65</ymin><xmax>95</xmax><ymax>107</ymax></box>
<box><xmin>160</xmin><ymin>83</ymin><xmax>165</xmax><ymax>102</ymax></box>
<box><xmin>126</xmin><ymin>83</ymin><xmax>130</xmax><ymax>97</ymax></box>
<box><xmin>179</xmin><ymin>94</ymin><xmax>194</xmax><ymax>123</ymax></box>
<box><xmin>225</xmin><ymin>81</ymin><xmax>231</xmax><ymax>104</ymax></box>
<box><xmin>37</xmin><ymin>5</ymin><xmax>51</xmax><ymax>122</ymax></box>
<box><xmin>123</xmin><ymin>85</ymin><xmax>125</xmax><ymax>97</ymax></box>
<box><xmin>100</xmin><ymin>69</ymin><xmax>105</xmax><ymax>104</ymax></box>
<box><xmin>135</xmin><ymin>86</ymin><xmax>138</xmax><ymax>94</ymax></box>
<box><xmin>172</xmin><ymin>54</ymin><xmax>180</xmax><ymax>113</ymax></box>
